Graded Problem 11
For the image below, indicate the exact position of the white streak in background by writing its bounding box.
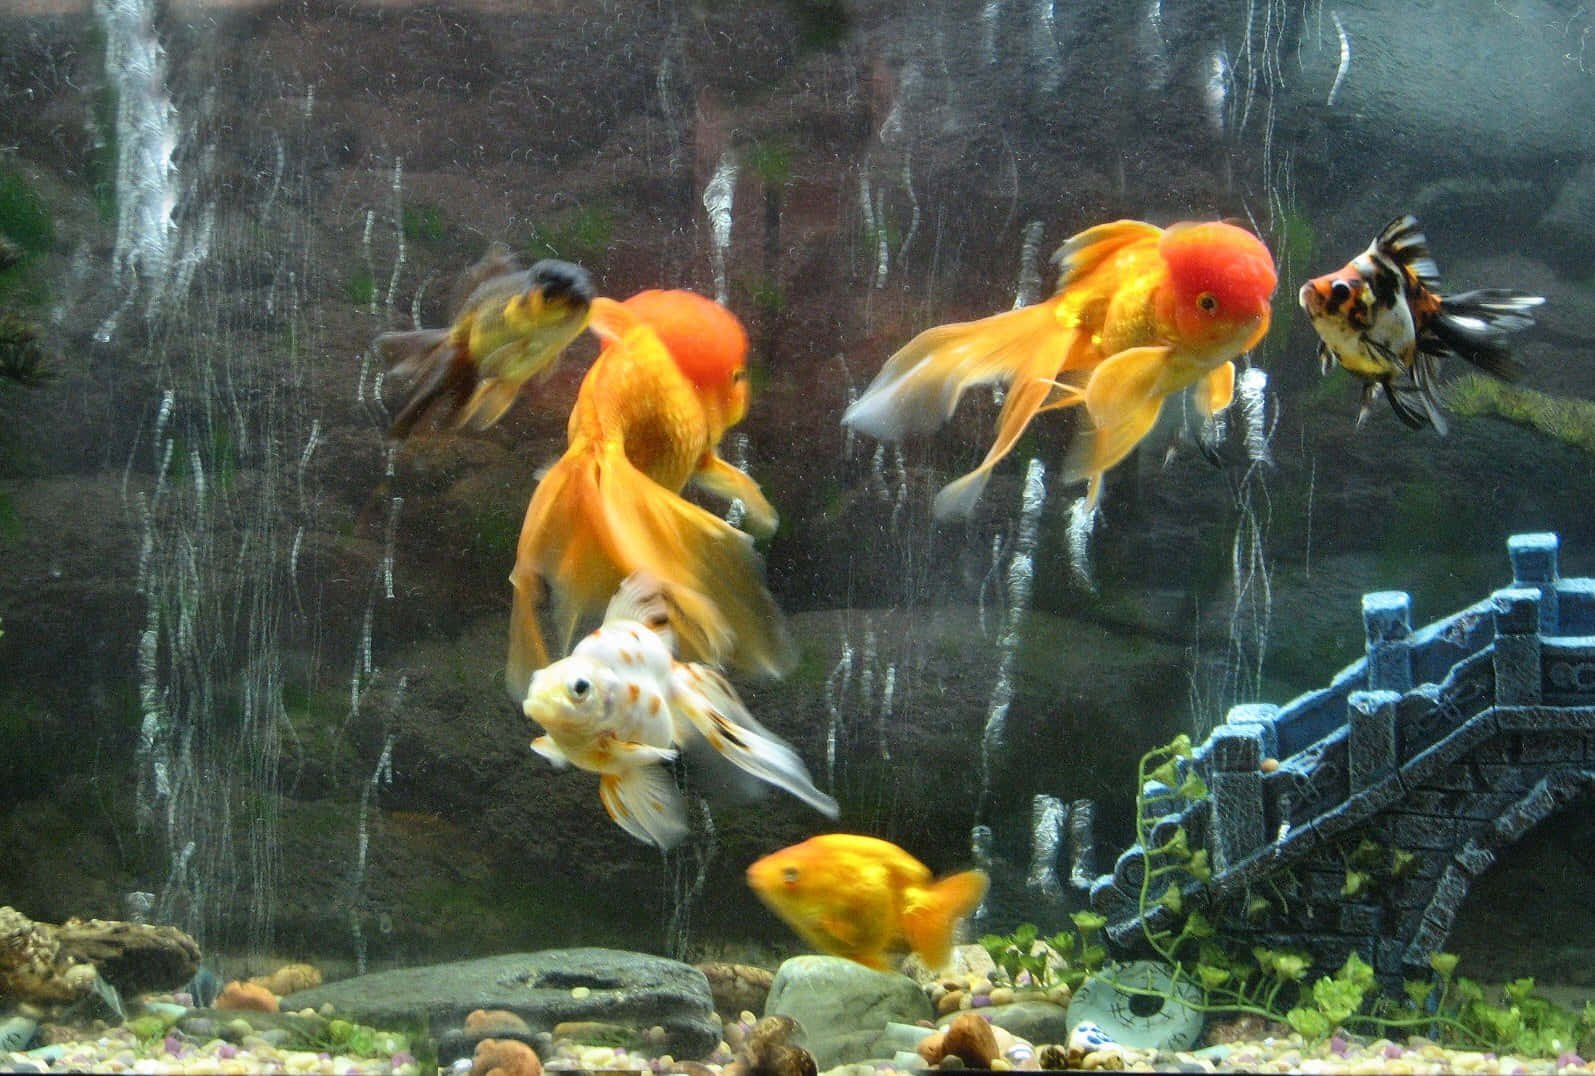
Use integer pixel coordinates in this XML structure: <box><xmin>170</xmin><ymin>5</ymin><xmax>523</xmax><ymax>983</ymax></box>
<box><xmin>722</xmin><ymin>433</ymin><xmax>749</xmax><ymax>529</ymax></box>
<box><xmin>96</xmin><ymin>0</ymin><xmax>180</xmax><ymax>339</ymax></box>
<box><xmin>351</xmin><ymin>724</ymin><xmax>398</xmax><ymax>976</ymax></box>
<box><xmin>1237</xmin><ymin>366</ymin><xmax>1272</xmax><ymax>464</ymax></box>
<box><xmin>703</xmin><ymin>150</ymin><xmax>738</xmax><ymax>305</ymax></box>
<box><xmin>385</xmin><ymin>158</ymin><xmax>406</xmax><ymax>311</ymax></box>
<box><xmin>1012</xmin><ymin>220</ymin><xmax>1045</xmax><ymax>310</ymax></box>
<box><xmin>1204</xmin><ymin>49</ymin><xmax>1231</xmax><ymax>135</ymax></box>
<box><xmin>868</xmin><ymin>441</ymin><xmax>890</xmax><ymax>500</ymax></box>
<box><xmin>823</xmin><ymin>642</ymin><xmax>854</xmax><ymax>788</ymax></box>
<box><xmin>1326</xmin><ymin>12</ymin><xmax>1351</xmax><ymax>107</ymax></box>
<box><xmin>981</xmin><ymin>0</ymin><xmax>1001</xmax><ymax>64</ymax></box>
<box><xmin>976</xmin><ymin>458</ymin><xmax>1046</xmax><ymax>819</ymax></box>
<box><xmin>360</xmin><ymin>209</ymin><xmax>378</xmax><ymax>317</ymax></box>
<box><xmin>1026</xmin><ymin>794</ymin><xmax>1067</xmax><ymax>901</ymax></box>
<box><xmin>970</xmin><ymin>824</ymin><xmax>994</xmax><ymax>919</ymax></box>
<box><xmin>888</xmin><ymin>444</ymin><xmax>909</xmax><ymax>532</ymax></box>
<box><xmin>859</xmin><ymin>172</ymin><xmax>888</xmax><ymax>288</ymax></box>
<box><xmin>897</xmin><ymin>159</ymin><xmax>920</xmax><ymax>270</ymax></box>
<box><xmin>877</xmin><ymin>666</ymin><xmax>895</xmax><ymax>761</ymax></box>
<box><xmin>978</xmin><ymin>533</ymin><xmax>1005</xmax><ymax>635</ymax></box>
<box><xmin>1138</xmin><ymin>0</ymin><xmax>1170</xmax><ymax>91</ymax></box>
<box><xmin>1030</xmin><ymin>0</ymin><xmax>1061</xmax><ymax>93</ymax></box>
<box><xmin>295</xmin><ymin>419</ymin><xmax>322</xmax><ymax>513</ymax></box>
<box><xmin>1067</xmin><ymin>495</ymin><xmax>1096</xmax><ymax>589</ymax></box>
<box><xmin>382</xmin><ymin>495</ymin><xmax>403</xmax><ymax>600</ymax></box>
<box><xmin>303</xmin><ymin>84</ymin><xmax>314</xmax><ymax>118</ymax></box>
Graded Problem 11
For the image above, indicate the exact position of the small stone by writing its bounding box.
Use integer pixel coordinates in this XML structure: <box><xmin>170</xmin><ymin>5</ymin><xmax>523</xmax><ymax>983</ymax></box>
<box><xmin>936</xmin><ymin>989</ymin><xmax>966</xmax><ymax>1016</ymax></box>
<box><xmin>470</xmin><ymin>1038</ymin><xmax>541</xmax><ymax>1076</ymax></box>
<box><xmin>466</xmin><ymin>1010</ymin><xmax>530</xmax><ymax>1034</ymax></box>
<box><xmin>942</xmin><ymin>1011</ymin><xmax>999</xmax><ymax>1068</ymax></box>
<box><xmin>215</xmin><ymin>981</ymin><xmax>278</xmax><ymax>1013</ymax></box>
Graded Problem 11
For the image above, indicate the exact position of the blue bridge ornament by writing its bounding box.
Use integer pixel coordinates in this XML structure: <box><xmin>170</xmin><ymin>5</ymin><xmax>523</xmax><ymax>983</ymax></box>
<box><xmin>1084</xmin><ymin>532</ymin><xmax>1595</xmax><ymax>989</ymax></box>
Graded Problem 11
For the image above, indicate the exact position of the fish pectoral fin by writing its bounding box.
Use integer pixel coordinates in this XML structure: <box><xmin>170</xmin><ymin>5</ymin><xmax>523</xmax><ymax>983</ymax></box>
<box><xmin>531</xmin><ymin>735</ymin><xmax>571</xmax><ymax>768</ymax></box>
<box><xmin>587</xmin><ymin>296</ymin><xmax>641</xmax><ymax>345</ymax></box>
<box><xmin>900</xmin><ymin>869</ymin><xmax>990</xmax><ymax>972</ymax></box>
<box><xmin>691</xmin><ymin>454</ymin><xmax>779</xmax><ymax>538</ymax></box>
<box><xmin>1062</xmin><ymin>346</ymin><xmax>1173</xmax><ymax>509</ymax></box>
<box><xmin>455</xmin><ymin>377</ymin><xmax>524</xmax><ymax>431</ymax></box>
<box><xmin>598</xmin><ymin>767</ymin><xmax>690</xmax><ymax>849</ymax></box>
<box><xmin>670</xmin><ymin>663</ymin><xmax>839</xmax><ymax>819</ymax></box>
<box><xmin>1197</xmin><ymin>361</ymin><xmax>1236</xmax><ymax>418</ymax></box>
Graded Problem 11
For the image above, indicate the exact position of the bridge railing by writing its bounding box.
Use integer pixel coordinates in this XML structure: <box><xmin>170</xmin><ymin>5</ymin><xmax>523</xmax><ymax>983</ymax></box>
<box><xmin>1093</xmin><ymin>531</ymin><xmax>1592</xmax><ymax>927</ymax></box>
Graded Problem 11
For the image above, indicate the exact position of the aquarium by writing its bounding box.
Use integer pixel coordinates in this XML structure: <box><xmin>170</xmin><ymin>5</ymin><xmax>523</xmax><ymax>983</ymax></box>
<box><xmin>4</xmin><ymin>0</ymin><xmax>1595</xmax><ymax>1072</ymax></box>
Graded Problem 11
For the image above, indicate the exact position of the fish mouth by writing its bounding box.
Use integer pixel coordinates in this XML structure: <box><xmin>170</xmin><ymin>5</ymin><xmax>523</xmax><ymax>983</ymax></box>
<box><xmin>1297</xmin><ymin>282</ymin><xmax>1324</xmax><ymax>314</ymax></box>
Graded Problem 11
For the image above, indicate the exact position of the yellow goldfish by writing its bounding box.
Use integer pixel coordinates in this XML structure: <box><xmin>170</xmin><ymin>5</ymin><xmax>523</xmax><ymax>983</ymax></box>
<box><xmin>374</xmin><ymin>247</ymin><xmax>595</xmax><ymax>437</ymax></box>
<box><xmin>506</xmin><ymin>289</ymin><xmax>792</xmax><ymax>701</ymax></box>
<box><xmin>843</xmin><ymin>219</ymin><xmax>1278</xmax><ymax>515</ymax></box>
<box><xmin>522</xmin><ymin>573</ymin><xmax>837</xmax><ymax>849</ymax></box>
<box><xmin>746</xmin><ymin>833</ymin><xmax>989</xmax><ymax>971</ymax></box>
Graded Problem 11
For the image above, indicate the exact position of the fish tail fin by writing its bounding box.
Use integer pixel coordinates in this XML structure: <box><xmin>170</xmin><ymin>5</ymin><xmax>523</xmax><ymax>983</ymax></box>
<box><xmin>1431</xmin><ymin>288</ymin><xmax>1543</xmax><ymax>382</ymax></box>
<box><xmin>670</xmin><ymin>663</ymin><xmax>838</xmax><ymax>817</ymax></box>
<box><xmin>931</xmin><ymin>343</ymin><xmax>1083</xmax><ymax>519</ymax></box>
<box><xmin>843</xmin><ymin>301</ymin><xmax>1067</xmax><ymax>442</ymax></box>
<box><xmin>507</xmin><ymin>442</ymin><xmax>795</xmax><ymax>700</ymax></box>
<box><xmin>506</xmin><ymin>448</ymin><xmax>626</xmax><ymax>701</ymax></box>
<box><xmin>1062</xmin><ymin>345</ymin><xmax>1174</xmax><ymax>511</ymax></box>
<box><xmin>599</xmin><ymin>763</ymin><xmax>690</xmax><ymax>849</ymax></box>
<box><xmin>901</xmin><ymin>869</ymin><xmax>990</xmax><ymax>972</ymax></box>
<box><xmin>373</xmin><ymin>328</ymin><xmax>469</xmax><ymax>438</ymax></box>
<box><xmin>601</xmin><ymin>455</ymin><xmax>796</xmax><ymax>677</ymax></box>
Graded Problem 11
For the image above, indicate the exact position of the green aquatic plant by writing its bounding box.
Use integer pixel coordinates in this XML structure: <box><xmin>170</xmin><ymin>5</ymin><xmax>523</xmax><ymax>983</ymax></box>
<box><xmin>344</xmin><ymin>267</ymin><xmax>379</xmax><ymax>306</ymax></box>
<box><xmin>531</xmin><ymin>206</ymin><xmax>613</xmax><ymax>262</ymax></box>
<box><xmin>1104</xmin><ymin>735</ymin><xmax>1595</xmax><ymax>1056</ymax></box>
<box><xmin>402</xmin><ymin>203</ymin><xmax>447</xmax><ymax>243</ymax></box>
<box><xmin>1444</xmin><ymin>373</ymin><xmax>1595</xmax><ymax>455</ymax></box>
<box><xmin>979</xmin><ymin>910</ymin><xmax>1108</xmax><ymax>991</ymax></box>
<box><xmin>0</xmin><ymin>313</ymin><xmax>53</xmax><ymax>389</ymax></box>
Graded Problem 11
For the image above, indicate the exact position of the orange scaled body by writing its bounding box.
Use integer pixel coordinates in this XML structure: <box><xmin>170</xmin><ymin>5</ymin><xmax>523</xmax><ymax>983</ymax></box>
<box><xmin>843</xmin><ymin>219</ymin><xmax>1277</xmax><ymax>515</ymax></box>
<box><xmin>506</xmin><ymin>290</ymin><xmax>792</xmax><ymax>701</ymax></box>
<box><xmin>746</xmin><ymin>833</ymin><xmax>989</xmax><ymax>972</ymax></box>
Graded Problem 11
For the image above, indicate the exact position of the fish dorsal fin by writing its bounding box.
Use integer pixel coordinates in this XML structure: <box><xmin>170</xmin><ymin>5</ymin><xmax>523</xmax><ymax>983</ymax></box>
<box><xmin>1050</xmin><ymin>219</ymin><xmax>1163</xmax><ymax>288</ymax></box>
<box><xmin>450</xmin><ymin>242</ymin><xmax>523</xmax><ymax>317</ymax></box>
<box><xmin>604</xmin><ymin>572</ymin><xmax>675</xmax><ymax>645</ymax></box>
<box><xmin>1374</xmin><ymin>215</ymin><xmax>1442</xmax><ymax>292</ymax></box>
<box><xmin>588</xmin><ymin>296</ymin><xmax>644</xmax><ymax>345</ymax></box>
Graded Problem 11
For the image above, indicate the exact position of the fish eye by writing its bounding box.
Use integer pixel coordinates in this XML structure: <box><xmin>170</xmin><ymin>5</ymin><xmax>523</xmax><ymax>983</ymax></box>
<box><xmin>568</xmin><ymin>676</ymin><xmax>591</xmax><ymax>699</ymax></box>
<box><xmin>1330</xmin><ymin>280</ymin><xmax>1354</xmax><ymax>302</ymax></box>
<box><xmin>782</xmin><ymin>866</ymin><xmax>800</xmax><ymax>885</ymax></box>
<box><xmin>732</xmin><ymin>368</ymin><xmax>748</xmax><ymax>383</ymax></box>
<box><xmin>1196</xmin><ymin>292</ymin><xmax>1218</xmax><ymax>314</ymax></box>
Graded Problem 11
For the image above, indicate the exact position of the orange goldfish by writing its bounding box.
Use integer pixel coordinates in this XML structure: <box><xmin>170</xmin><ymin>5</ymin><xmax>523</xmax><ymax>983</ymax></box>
<box><xmin>523</xmin><ymin>573</ymin><xmax>837</xmax><ymax>849</ymax></box>
<box><xmin>506</xmin><ymin>289</ymin><xmax>793</xmax><ymax>701</ymax></box>
<box><xmin>843</xmin><ymin>219</ymin><xmax>1278</xmax><ymax>515</ymax></box>
<box><xmin>745</xmin><ymin>834</ymin><xmax>989</xmax><ymax>971</ymax></box>
<box><xmin>374</xmin><ymin>247</ymin><xmax>595</xmax><ymax>438</ymax></box>
<box><xmin>1299</xmin><ymin>214</ymin><xmax>1543</xmax><ymax>432</ymax></box>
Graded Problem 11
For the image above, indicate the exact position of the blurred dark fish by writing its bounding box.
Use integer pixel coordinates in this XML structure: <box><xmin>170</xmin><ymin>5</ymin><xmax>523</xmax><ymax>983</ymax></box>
<box><xmin>374</xmin><ymin>247</ymin><xmax>595</xmax><ymax>438</ymax></box>
<box><xmin>1298</xmin><ymin>215</ymin><xmax>1544</xmax><ymax>432</ymax></box>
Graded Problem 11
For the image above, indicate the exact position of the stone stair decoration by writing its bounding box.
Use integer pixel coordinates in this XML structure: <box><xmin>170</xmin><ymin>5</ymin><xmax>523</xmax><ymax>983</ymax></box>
<box><xmin>1088</xmin><ymin>532</ymin><xmax>1595</xmax><ymax>989</ymax></box>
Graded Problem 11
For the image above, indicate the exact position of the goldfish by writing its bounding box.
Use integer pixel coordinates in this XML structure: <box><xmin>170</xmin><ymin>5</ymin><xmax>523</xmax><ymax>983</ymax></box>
<box><xmin>1298</xmin><ymin>214</ymin><xmax>1544</xmax><ymax>433</ymax></box>
<box><xmin>745</xmin><ymin>833</ymin><xmax>990</xmax><ymax>971</ymax></box>
<box><xmin>374</xmin><ymin>246</ymin><xmax>595</xmax><ymax>438</ymax></box>
<box><xmin>842</xmin><ymin>219</ymin><xmax>1277</xmax><ymax>516</ymax></box>
<box><xmin>506</xmin><ymin>288</ymin><xmax>793</xmax><ymax>701</ymax></box>
<box><xmin>522</xmin><ymin>572</ymin><xmax>837</xmax><ymax>849</ymax></box>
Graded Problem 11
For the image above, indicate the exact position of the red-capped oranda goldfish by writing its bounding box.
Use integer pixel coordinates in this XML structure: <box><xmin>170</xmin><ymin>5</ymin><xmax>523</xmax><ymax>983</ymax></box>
<box><xmin>842</xmin><ymin>219</ymin><xmax>1278</xmax><ymax>516</ymax></box>
<box><xmin>374</xmin><ymin>247</ymin><xmax>595</xmax><ymax>438</ymax></box>
<box><xmin>506</xmin><ymin>289</ymin><xmax>793</xmax><ymax>702</ymax></box>
<box><xmin>1299</xmin><ymin>214</ymin><xmax>1544</xmax><ymax>433</ymax></box>
<box><xmin>522</xmin><ymin>572</ymin><xmax>837</xmax><ymax>849</ymax></box>
<box><xmin>746</xmin><ymin>834</ymin><xmax>990</xmax><ymax>971</ymax></box>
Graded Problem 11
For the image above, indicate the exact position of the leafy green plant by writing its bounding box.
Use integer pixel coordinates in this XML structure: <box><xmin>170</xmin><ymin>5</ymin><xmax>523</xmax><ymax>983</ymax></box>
<box><xmin>980</xmin><ymin>910</ymin><xmax>1107</xmax><ymax>991</ymax></box>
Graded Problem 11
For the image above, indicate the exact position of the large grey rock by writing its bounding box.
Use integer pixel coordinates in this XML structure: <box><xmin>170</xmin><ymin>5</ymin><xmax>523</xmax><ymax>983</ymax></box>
<box><xmin>970</xmin><ymin>999</ymin><xmax>1073</xmax><ymax>1046</ymax></box>
<box><xmin>281</xmin><ymin>949</ymin><xmax>720</xmax><ymax>1060</ymax></box>
<box><xmin>763</xmin><ymin>955</ymin><xmax>933</xmax><ymax>1069</ymax></box>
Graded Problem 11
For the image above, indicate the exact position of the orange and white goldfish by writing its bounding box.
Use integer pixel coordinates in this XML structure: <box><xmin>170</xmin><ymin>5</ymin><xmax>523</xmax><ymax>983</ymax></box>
<box><xmin>522</xmin><ymin>572</ymin><xmax>837</xmax><ymax>849</ymax></box>
<box><xmin>745</xmin><ymin>833</ymin><xmax>989</xmax><ymax>971</ymax></box>
<box><xmin>506</xmin><ymin>289</ymin><xmax>792</xmax><ymax>701</ymax></box>
<box><xmin>374</xmin><ymin>247</ymin><xmax>595</xmax><ymax>438</ymax></box>
<box><xmin>1298</xmin><ymin>214</ymin><xmax>1544</xmax><ymax>433</ymax></box>
<box><xmin>843</xmin><ymin>219</ymin><xmax>1278</xmax><ymax>515</ymax></box>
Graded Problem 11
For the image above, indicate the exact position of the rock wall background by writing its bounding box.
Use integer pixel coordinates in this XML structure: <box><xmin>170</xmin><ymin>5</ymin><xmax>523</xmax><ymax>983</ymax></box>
<box><xmin>1</xmin><ymin>0</ymin><xmax>1593</xmax><ymax>979</ymax></box>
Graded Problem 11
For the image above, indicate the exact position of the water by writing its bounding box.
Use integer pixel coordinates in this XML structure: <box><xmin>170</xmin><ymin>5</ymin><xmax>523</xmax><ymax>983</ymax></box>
<box><xmin>3</xmin><ymin>0</ymin><xmax>1595</xmax><ymax>1067</ymax></box>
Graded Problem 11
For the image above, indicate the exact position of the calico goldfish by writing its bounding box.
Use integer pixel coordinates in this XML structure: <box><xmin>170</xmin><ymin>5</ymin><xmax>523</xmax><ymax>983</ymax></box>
<box><xmin>505</xmin><ymin>289</ymin><xmax>792</xmax><ymax>701</ymax></box>
<box><xmin>746</xmin><ymin>834</ymin><xmax>989</xmax><ymax>971</ymax></box>
<box><xmin>374</xmin><ymin>247</ymin><xmax>595</xmax><ymax>438</ymax></box>
<box><xmin>523</xmin><ymin>572</ymin><xmax>837</xmax><ymax>849</ymax></box>
<box><xmin>843</xmin><ymin>219</ymin><xmax>1277</xmax><ymax>515</ymax></box>
<box><xmin>1298</xmin><ymin>215</ymin><xmax>1544</xmax><ymax>432</ymax></box>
